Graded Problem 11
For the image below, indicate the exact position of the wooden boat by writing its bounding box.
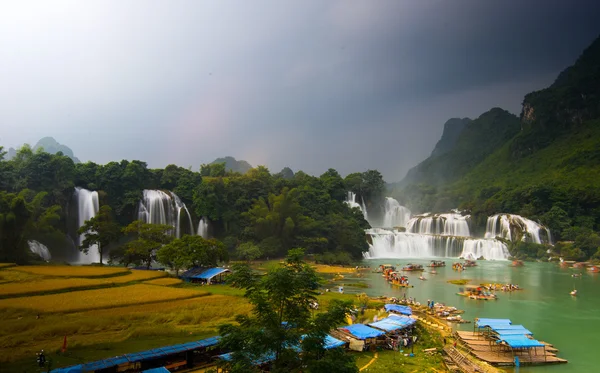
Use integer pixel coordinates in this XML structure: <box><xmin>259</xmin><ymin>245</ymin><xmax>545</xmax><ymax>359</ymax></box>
<box><xmin>511</xmin><ymin>260</ymin><xmax>524</xmax><ymax>267</ymax></box>
<box><xmin>452</xmin><ymin>262</ymin><xmax>464</xmax><ymax>271</ymax></box>
<box><xmin>587</xmin><ymin>266</ymin><xmax>599</xmax><ymax>273</ymax></box>
<box><xmin>457</xmin><ymin>285</ymin><xmax>497</xmax><ymax>300</ymax></box>
<box><xmin>401</xmin><ymin>264</ymin><xmax>424</xmax><ymax>272</ymax></box>
<box><xmin>570</xmin><ymin>289</ymin><xmax>578</xmax><ymax>296</ymax></box>
<box><xmin>428</xmin><ymin>260</ymin><xmax>446</xmax><ymax>267</ymax></box>
<box><xmin>388</xmin><ymin>272</ymin><xmax>413</xmax><ymax>287</ymax></box>
<box><xmin>463</xmin><ymin>260</ymin><xmax>477</xmax><ymax>267</ymax></box>
<box><xmin>419</xmin><ymin>275</ymin><xmax>426</xmax><ymax>280</ymax></box>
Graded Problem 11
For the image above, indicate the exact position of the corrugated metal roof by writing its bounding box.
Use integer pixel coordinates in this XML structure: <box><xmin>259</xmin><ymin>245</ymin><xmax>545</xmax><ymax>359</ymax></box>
<box><xmin>190</xmin><ymin>267</ymin><xmax>230</xmax><ymax>280</ymax></box>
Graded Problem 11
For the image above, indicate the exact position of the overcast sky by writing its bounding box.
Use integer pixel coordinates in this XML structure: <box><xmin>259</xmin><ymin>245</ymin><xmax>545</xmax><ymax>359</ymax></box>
<box><xmin>1</xmin><ymin>1</ymin><xmax>599</xmax><ymax>182</ymax></box>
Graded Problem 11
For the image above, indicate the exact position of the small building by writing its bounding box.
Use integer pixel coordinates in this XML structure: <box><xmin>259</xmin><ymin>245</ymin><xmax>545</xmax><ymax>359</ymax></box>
<box><xmin>180</xmin><ymin>267</ymin><xmax>231</xmax><ymax>284</ymax></box>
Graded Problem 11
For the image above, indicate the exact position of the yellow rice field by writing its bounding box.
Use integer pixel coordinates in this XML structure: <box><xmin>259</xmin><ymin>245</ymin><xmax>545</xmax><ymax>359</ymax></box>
<box><xmin>0</xmin><ymin>284</ymin><xmax>209</xmax><ymax>313</ymax></box>
<box><xmin>145</xmin><ymin>277</ymin><xmax>183</xmax><ymax>286</ymax></box>
<box><xmin>0</xmin><ymin>263</ymin><xmax>16</xmax><ymax>269</ymax></box>
<box><xmin>10</xmin><ymin>265</ymin><xmax>130</xmax><ymax>277</ymax></box>
<box><xmin>0</xmin><ymin>269</ymin><xmax>167</xmax><ymax>297</ymax></box>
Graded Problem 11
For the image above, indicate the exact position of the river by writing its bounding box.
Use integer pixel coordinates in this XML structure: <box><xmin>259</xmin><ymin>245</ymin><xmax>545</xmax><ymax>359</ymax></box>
<box><xmin>347</xmin><ymin>259</ymin><xmax>600</xmax><ymax>372</ymax></box>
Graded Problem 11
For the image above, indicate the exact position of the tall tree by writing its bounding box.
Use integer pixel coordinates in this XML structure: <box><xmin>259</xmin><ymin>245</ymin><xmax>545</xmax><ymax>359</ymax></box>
<box><xmin>77</xmin><ymin>205</ymin><xmax>121</xmax><ymax>264</ymax></box>
<box><xmin>157</xmin><ymin>235</ymin><xmax>228</xmax><ymax>274</ymax></box>
<box><xmin>120</xmin><ymin>220</ymin><xmax>173</xmax><ymax>268</ymax></box>
<box><xmin>218</xmin><ymin>249</ymin><xmax>357</xmax><ymax>373</ymax></box>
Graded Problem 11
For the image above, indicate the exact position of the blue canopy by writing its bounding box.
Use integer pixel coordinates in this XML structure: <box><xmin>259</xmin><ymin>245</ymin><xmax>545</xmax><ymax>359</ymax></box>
<box><xmin>494</xmin><ymin>329</ymin><xmax>533</xmax><ymax>336</ymax></box>
<box><xmin>142</xmin><ymin>368</ymin><xmax>170</xmax><ymax>373</ymax></box>
<box><xmin>191</xmin><ymin>267</ymin><xmax>229</xmax><ymax>280</ymax></box>
<box><xmin>490</xmin><ymin>324</ymin><xmax>529</xmax><ymax>331</ymax></box>
<box><xmin>498</xmin><ymin>336</ymin><xmax>545</xmax><ymax>348</ymax></box>
<box><xmin>217</xmin><ymin>352</ymin><xmax>275</xmax><ymax>366</ymax></box>
<box><xmin>323</xmin><ymin>335</ymin><xmax>346</xmax><ymax>349</ymax></box>
<box><xmin>339</xmin><ymin>324</ymin><xmax>385</xmax><ymax>339</ymax></box>
<box><xmin>384</xmin><ymin>304</ymin><xmax>412</xmax><ymax>315</ymax></box>
<box><xmin>476</xmin><ymin>318</ymin><xmax>511</xmax><ymax>326</ymax></box>
<box><xmin>50</xmin><ymin>337</ymin><xmax>220</xmax><ymax>373</ymax></box>
<box><xmin>370</xmin><ymin>315</ymin><xmax>416</xmax><ymax>332</ymax></box>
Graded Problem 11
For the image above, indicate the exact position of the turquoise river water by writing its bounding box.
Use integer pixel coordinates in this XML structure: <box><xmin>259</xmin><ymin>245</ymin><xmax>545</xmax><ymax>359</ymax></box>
<box><xmin>343</xmin><ymin>259</ymin><xmax>600</xmax><ymax>372</ymax></box>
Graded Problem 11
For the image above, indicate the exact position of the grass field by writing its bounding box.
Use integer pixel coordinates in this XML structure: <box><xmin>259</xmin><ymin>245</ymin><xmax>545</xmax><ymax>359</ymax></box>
<box><xmin>10</xmin><ymin>265</ymin><xmax>130</xmax><ymax>277</ymax></box>
<box><xmin>144</xmin><ymin>277</ymin><xmax>183</xmax><ymax>286</ymax></box>
<box><xmin>0</xmin><ymin>284</ymin><xmax>209</xmax><ymax>313</ymax></box>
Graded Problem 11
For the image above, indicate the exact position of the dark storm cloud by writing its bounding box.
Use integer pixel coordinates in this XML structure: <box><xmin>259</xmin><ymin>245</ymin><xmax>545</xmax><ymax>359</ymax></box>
<box><xmin>0</xmin><ymin>1</ymin><xmax>599</xmax><ymax>182</ymax></box>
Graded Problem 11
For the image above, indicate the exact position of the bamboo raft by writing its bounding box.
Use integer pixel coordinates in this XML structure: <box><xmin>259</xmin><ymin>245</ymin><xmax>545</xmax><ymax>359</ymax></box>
<box><xmin>456</xmin><ymin>331</ymin><xmax>567</xmax><ymax>366</ymax></box>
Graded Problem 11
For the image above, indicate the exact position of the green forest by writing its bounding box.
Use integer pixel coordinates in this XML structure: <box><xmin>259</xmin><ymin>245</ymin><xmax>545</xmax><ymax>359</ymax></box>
<box><xmin>0</xmin><ymin>143</ymin><xmax>383</xmax><ymax>266</ymax></box>
<box><xmin>394</xmin><ymin>36</ymin><xmax>600</xmax><ymax>261</ymax></box>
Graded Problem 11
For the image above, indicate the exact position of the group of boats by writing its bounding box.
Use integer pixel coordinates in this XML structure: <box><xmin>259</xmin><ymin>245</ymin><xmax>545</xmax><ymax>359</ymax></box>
<box><xmin>451</xmin><ymin>260</ymin><xmax>477</xmax><ymax>271</ymax></box>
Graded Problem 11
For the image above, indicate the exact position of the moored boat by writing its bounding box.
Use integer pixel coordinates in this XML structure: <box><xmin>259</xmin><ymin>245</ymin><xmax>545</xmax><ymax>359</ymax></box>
<box><xmin>401</xmin><ymin>263</ymin><xmax>424</xmax><ymax>271</ymax></box>
<box><xmin>428</xmin><ymin>260</ymin><xmax>446</xmax><ymax>267</ymax></box>
<box><xmin>463</xmin><ymin>260</ymin><xmax>477</xmax><ymax>267</ymax></box>
<box><xmin>457</xmin><ymin>285</ymin><xmax>497</xmax><ymax>300</ymax></box>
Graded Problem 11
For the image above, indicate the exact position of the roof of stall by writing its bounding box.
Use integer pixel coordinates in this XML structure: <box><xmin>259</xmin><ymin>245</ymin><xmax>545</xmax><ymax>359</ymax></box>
<box><xmin>189</xmin><ymin>267</ymin><xmax>230</xmax><ymax>280</ymax></box>
<box><xmin>497</xmin><ymin>336</ymin><xmax>545</xmax><ymax>348</ymax></box>
<box><xmin>50</xmin><ymin>337</ymin><xmax>220</xmax><ymax>373</ymax></box>
<box><xmin>495</xmin><ymin>330</ymin><xmax>533</xmax><ymax>337</ymax></box>
<box><xmin>339</xmin><ymin>324</ymin><xmax>386</xmax><ymax>339</ymax></box>
<box><xmin>475</xmin><ymin>318</ymin><xmax>512</xmax><ymax>328</ymax></box>
<box><xmin>384</xmin><ymin>304</ymin><xmax>412</xmax><ymax>315</ymax></box>
<box><xmin>369</xmin><ymin>315</ymin><xmax>416</xmax><ymax>332</ymax></box>
<box><xmin>217</xmin><ymin>352</ymin><xmax>275</xmax><ymax>366</ymax></box>
<box><xmin>142</xmin><ymin>368</ymin><xmax>170</xmax><ymax>373</ymax></box>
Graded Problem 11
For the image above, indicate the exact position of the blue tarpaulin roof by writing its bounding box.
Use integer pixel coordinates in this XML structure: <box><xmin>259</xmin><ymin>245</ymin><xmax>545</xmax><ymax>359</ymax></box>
<box><xmin>384</xmin><ymin>304</ymin><xmax>412</xmax><ymax>315</ymax></box>
<box><xmin>476</xmin><ymin>318</ymin><xmax>511</xmax><ymax>327</ymax></box>
<box><xmin>190</xmin><ymin>267</ymin><xmax>230</xmax><ymax>280</ymax></box>
<box><xmin>369</xmin><ymin>315</ymin><xmax>416</xmax><ymax>332</ymax></box>
<box><xmin>339</xmin><ymin>324</ymin><xmax>385</xmax><ymax>339</ymax></box>
<box><xmin>323</xmin><ymin>335</ymin><xmax>346</xmax><ymax>349</ymax></box>
<box><xmin>498</xmin><ymin>336</ymin><xmax>545</xmax><ymax>348</ymax></box>
<box><xmin>217</xmin><ymin>352</ymin><xmax>275</xmax><ymax>366</ymax></box>
<box><xmin>494</xmin><ymin>329</ymin><xmax>533</xmax><ymax>336</ymax></box>
<box><xmin>490</xmin><ymin>324</ymin><xmax>529</xmax><ymax>331</ymax></box>
<box><xmin>50</xmin><ymin>337</ymin><xmax>220</xmax><ymax>373</ymax></box>
<box><xmin>142</xmin><ymin>368</ymin><xmax>170</xmax><ymax>373</ymax></box>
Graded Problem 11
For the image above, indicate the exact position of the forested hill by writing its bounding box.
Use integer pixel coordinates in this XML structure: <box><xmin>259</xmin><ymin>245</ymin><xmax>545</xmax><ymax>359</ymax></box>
<box><xmin>400</xmin><ymin>108</ymin><xmax>520</xmax><ymax>187</ymax></box>
<box><xmin>394</xmin><ymin>35</ymin><xmax>600</xmax><ymax>260</ymax></box>
<box><xmin>210</xmin><ymin>156</ymin><xmax>252</xmax><ymax>174</ymax></box>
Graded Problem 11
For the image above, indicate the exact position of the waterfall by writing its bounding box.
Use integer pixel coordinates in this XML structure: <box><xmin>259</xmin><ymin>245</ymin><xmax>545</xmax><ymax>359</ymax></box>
<box><xmin>406</xmin><ymin>213</ymin><xmax>470</xmax><ymax>237</ymax></box>
<box><xmin>197</xmin><ymin>217</ymin><xmax>209</xmax><ymax>238</ymax></box>
<box><xmin>138</xmin><ymin>190</ymin><xmax>194</xmax><ymax>238</ymax></box>
<box><xmin>485</xmin><ymin>214</ymin><xmax>551</xmax><ymax>244</ymax></box>
<box><xmin>74</xmin><ymin>187</ymin><xmax>101</xmax><ymax>264</ymax></box>
<box><xmin>345</xmin><ymin>191</ymin><xmax>368</xmax><ymax>220</ymax></box>
<box><xmin>382</xmin><ymin>197</ymin><xmax>412</xmax><ymax>228</ymax></box>
<box><xmin>460</xmin><ymin>239</ymin><xmax>510</xmax><ymax>261</ymax></box>
<box><xmin>28</xmin><ymin>240</ymin><xmax>51</xmax><ymax>261</ymax></box>
<box><xmin>363</xmin><ymin>228</ymin><xmax>508</xmax><ymax>260</ymax></box>
<box><xmin>363</xmin><ymin>229</ymin><xmax>465</xmax><ymax>259</ymax></box>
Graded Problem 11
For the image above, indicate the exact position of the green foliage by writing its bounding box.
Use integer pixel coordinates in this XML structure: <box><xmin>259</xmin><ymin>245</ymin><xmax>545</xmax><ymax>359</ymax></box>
<box><xmin>77</xmin><ymin>205</ymin><xmax>121</xmax><ymax>264</ymax></box>
<box><xmin>218</xmin><ymin>249</ymin><xmax>356</xmax><ymax>373</ymax></box>
<box><xmin>314</xmin><ymin>251</ymin><xmax>354</xmax><ymax>266</ymax></box>
<box><xmin>0</xmin><ymin>190</ymin><xmax>61</xmax><ymax>264</ymax></box>
<box><xmin>235</xmin><ymin>242</ymin><xmax>262</xmax><ymax>261</ymax></box>
<box><xmin>117</xmin><ymin>221</ymin><xmax>174</xmax><ymax>268</ymax></box>
<box><xmin>157</xmin><ymin>235</ymin><xmax>228</xmax><ymax>274</ymax></box>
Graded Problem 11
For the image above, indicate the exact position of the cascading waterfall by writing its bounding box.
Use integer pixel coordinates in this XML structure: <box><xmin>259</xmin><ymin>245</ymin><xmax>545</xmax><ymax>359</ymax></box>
<box><xmin>197</xmin><ymin>217</ymin><xmax>209</xmax><ymax>238</ymax></box>
<box><xmin>382</xmin><ymin>197</ymin><xmax>412</xmax><ymax>228</ymax></box>
<box><xmin>75</xmin><ymin>187</ymin><xmax>100</xmax><ymax>263</ymax></box>
<box><xmin>460</xmin><ymin>239</ymin><xmax>510</xmax><ymax>261</ymax></box>
<box><xmin>138</xmin><ymin>190</ymin><xmax>194</xmax><ymax>238</ymax></box>
<box><xmin>406</xmin><ymin>213</ymin><xmax>470</xmax><ymax>237</ymax></box>
<box><xmin>345</xmin><ymin>191</ymin><xmax>368</xmax><ymax>220</ymax></box>
<box><xmin>485</xmin><ymin>214</ymin><xmax>552</xmax><ymax>244</ymax></box>
<box><xmin>28</xmin><ymin>240</ymin><xmax>51</xmax><ymax>261</ymax></box>
<box><xmin>364</xmin><ymin>229</ymin><xmax>465</xmax><ymax>258</ymax></box>
<box><xmin>364</xmin><ymin>209</ymin><xmax>513</xmax><ymax>260</ymax></box>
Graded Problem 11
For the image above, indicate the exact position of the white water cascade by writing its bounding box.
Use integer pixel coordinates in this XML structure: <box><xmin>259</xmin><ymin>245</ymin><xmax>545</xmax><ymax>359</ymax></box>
<box><xmin>382</xmin><ymin>197</ymin><xmax>412</xmax><ymax>228</ymax></box>
<box><xmin>138</xmin><ymin>190</ymin><xmax>194</xmax><ymax>238</ymax></box>
<box><xmin>364</xmin><ymin>210</ymin><xmax>511</xmax><ymax>260</ymax></box>
<box><xmin>74</xmin><ymin>187</ymin><xmax>101</xmax><ymax>264</ymax></box>
<box><xmin>197</xmin><ymin>217</ymin><xmax>209</xmax><ymax>238</ymax></box>
<box><xmin>345</xmin><ymin>191</ymin><xmax>368</xmax><ymax>220</ymax></box>
<box><xmin>28</xmin><ymin>240</ymin><xmax>51</xmax><ymax>261</ymax></box>
<box><xmin>406</xmin><ymin>212</ymin><xmax>470</xmax><ymax>237</ymax></box>
<box><xmin>485</xmin><ymin>214</ymin><xmax>551</xmax><ymax>244</ymax></box>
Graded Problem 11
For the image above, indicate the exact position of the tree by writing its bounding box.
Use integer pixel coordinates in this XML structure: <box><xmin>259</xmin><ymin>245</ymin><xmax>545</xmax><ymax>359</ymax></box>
<box><xmin>77</xmin><ymin>205</ymin><xmax>121</xmax><ymax>264</ymax></box>
<box><xmin>235</xmin><ymin>242</ymin><xmax>262</xmax><ymax>262</ymax></box>
<box><xmin>218</xmin><ymin>248</ymin><xmax>357</xmax><ymax>373</ymax></box>
<box><xmin>157</xmin><ymin>235</ymin><xmax>228</xmax><ymax>274</ymax></box>
<box><xmin>121</xmin><ymin>220</ymin><xmax>173</xmax><ymax>268</ymax></box>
